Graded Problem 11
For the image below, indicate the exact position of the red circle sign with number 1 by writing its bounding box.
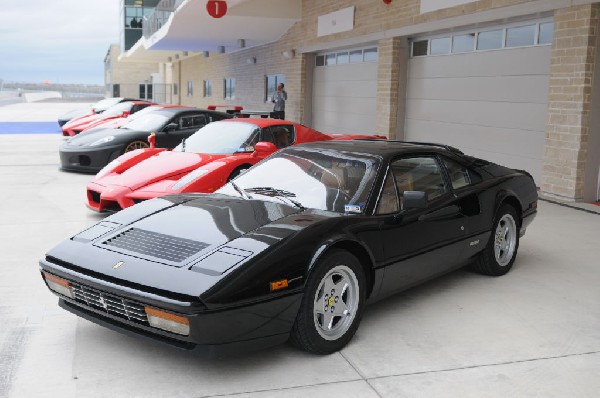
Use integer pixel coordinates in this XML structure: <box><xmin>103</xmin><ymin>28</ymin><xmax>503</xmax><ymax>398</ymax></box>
<box><xmin>207</xmin><ymin>0</ymin><xmax>227</xmax><ymax>18</ymax></box>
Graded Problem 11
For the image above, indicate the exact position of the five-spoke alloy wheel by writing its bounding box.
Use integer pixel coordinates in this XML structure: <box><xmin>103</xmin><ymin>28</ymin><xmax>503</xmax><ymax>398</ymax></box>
<box><xmin>291</xmin><ymin>249</ymin><xmax>366</xmax><ymax>354</ymax></box>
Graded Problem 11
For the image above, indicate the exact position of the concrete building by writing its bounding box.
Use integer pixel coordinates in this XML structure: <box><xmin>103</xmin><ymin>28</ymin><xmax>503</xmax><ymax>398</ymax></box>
<box><xmin>106</xmin><ymin>0</ymin><xmax>600</xmax><ymax>203</ymax></box>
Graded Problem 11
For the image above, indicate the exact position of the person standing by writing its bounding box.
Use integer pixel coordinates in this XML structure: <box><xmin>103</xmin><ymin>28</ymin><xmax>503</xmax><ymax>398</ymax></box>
<box><xmin>271</xmin><ymin>83</ymin><xmax>287</xmax><ymax>120</ymax></box>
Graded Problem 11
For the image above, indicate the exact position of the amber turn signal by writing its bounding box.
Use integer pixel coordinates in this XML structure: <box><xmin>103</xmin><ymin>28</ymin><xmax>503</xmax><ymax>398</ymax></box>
<box><xmin>270</xmin><ymin>279</ymin><xmax>289</xmax><ymax>291</ymax></box>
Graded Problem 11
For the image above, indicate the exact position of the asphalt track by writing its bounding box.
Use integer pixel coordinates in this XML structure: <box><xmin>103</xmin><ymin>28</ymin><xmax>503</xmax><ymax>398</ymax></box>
<box><xmin>0</xmin><ymin>102</ymin><xmax>599</xmax><ymax>398</ymax></box>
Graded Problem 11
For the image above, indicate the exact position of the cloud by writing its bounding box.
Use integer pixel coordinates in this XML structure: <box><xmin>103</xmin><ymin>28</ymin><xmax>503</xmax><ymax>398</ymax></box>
<box><xmin>0</xmin><ymin>0</ymin><xmax>119</xmax><ymax>84</ymax></box>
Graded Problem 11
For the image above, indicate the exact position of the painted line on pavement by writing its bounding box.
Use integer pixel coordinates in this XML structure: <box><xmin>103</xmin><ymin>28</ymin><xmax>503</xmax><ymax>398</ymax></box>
<box><xmin>0</xmin><ymin>122</ymin><xmax>61</xmax><ymax>134</ymax></box>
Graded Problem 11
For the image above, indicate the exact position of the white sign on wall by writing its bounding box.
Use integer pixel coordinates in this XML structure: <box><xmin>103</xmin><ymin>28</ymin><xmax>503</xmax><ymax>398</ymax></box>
<box><xmin>420</xmin><ymin>0</ymin><xmax>477</xmax><ymax>14</ymax></box>
<box><xmin>317</xmin><ymin>6</ymin><xmax>355</xmax><ymax>37</ymax></box>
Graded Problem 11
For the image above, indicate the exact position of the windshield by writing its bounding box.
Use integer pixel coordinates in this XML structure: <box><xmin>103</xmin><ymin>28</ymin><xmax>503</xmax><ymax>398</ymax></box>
<box><xmin>102</xmin><ymin>102</ymin><xmax>132</xmax><ymax>117</ymax></box>
<box><xmin>217</xmin><ymin>147</ymin><xmax>381</xmax><ymax>213</ymax></box>
<box><xmin>173</xmin><ymin>121</ymin><xmax>259</xmax><ymax>154</ymax></box>
<box><xmin>93</xmin><ymin>98</ymin><xmax>122</xmax><ymax>113</ymax></box>
<box><xmin>122</xmin><ymin>112</ymin><xmax>171</xmax><ymax>132</ymax></box>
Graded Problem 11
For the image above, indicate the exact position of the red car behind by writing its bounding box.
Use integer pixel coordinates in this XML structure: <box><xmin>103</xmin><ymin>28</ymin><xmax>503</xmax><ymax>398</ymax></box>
<box><xmin>87</xmin><ymin>118</ymin><xmax>385</xmax><ymax>212</ymax></box>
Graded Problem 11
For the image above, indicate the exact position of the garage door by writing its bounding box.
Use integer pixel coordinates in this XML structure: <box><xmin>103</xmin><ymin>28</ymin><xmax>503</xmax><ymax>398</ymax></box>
<box><xmin>312</xmin><ymin>49</ymin><xmax>378</xmax><ymax>134</ymax></box>
<box><xmin>405</xmin><ymin>45</ymin><xmax>551</xmax><ymax>183</ymax></box>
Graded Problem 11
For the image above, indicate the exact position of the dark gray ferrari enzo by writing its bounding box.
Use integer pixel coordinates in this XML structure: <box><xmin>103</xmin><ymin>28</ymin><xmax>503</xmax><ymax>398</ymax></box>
<box><xmin>40</xmin><ymin>140</ymin><xmax>537</xmax><ymax>355</ymax></box>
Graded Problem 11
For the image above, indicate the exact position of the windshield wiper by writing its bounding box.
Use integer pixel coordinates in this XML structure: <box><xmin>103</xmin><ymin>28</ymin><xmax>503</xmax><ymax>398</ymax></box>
<box><xmin>230</xmin><ymin>180</ymin><xmax>251</xmax><ymax>200</ymax></box>
<box><xmin>245</xmin><ymin>187</ymin><xmax>305</xmax><ymax>210</ymax></box>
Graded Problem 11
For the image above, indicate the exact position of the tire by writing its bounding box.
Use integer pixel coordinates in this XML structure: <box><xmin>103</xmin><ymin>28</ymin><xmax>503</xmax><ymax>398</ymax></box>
<box><xmin>472</xmin><ymin>204</ymin><xmax>520</xmax><ymax>276</ymax></box>
<box><xmin>227</xmin><ymin>166</ymin><xmax>249</xmax><ymax>182</ymax></box>
<box><xmin>123</xmin><ymin>140</ymin><xmax>149</xmax><ymax>153</ymax></box>
<box><xmin>290</xmin><ymin>249</ymin><xmax>366</xmax><ymax>354</ymax></box>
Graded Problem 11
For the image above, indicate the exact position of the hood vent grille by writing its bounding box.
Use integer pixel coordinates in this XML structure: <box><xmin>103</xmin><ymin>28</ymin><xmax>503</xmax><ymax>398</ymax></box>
<box><xmin>101</xmin><ymin>228</ymin><xmax>208</xmax><ymax>263</ymax></box>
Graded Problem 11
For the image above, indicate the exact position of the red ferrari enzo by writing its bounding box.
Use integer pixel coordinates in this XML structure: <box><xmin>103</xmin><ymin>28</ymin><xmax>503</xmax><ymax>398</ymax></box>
<box><xmin>87</xmin><ymin>118</ymin><xmax>384</xmax><ymax>212</ymax></box>
<box><xmin>62</xmin><ymin>101</ymin><xmax>154</xmax><ymax>136</ymax></box>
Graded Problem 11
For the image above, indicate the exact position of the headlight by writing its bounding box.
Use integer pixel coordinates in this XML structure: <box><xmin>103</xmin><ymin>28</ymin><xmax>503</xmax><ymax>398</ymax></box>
<box><xmin>171</xmin><ymin>169</ymin><xmax>209</xmax><ymax>190</ymax></box>
<box><xmin>89</xmin><ymin>136</ymin><xmax>115</xmax><ymax>146</ymax></box>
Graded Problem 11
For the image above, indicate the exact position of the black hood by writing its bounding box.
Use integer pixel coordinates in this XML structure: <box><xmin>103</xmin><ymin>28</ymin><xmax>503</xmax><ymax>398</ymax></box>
<box><xmin>44</xmin><ymin>195</ymin><xmax>302</xmax><ymax>297</ymax></box>
<box><xmin>62</xmin><ymin>127</ymin><xmax>144</xmax><ymax>147</ymax></box>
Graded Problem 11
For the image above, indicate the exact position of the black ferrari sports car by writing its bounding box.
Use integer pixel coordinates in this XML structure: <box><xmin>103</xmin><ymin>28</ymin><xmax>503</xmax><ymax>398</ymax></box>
<box><xmin>40</xmin><ymin>140</ymin><xmax>537</xmax><ymax>355</ymax></box>
<box><xmin>59</xmin><ymin>107</ymin><xmax>232</xmax><ymax>173</ymax></box>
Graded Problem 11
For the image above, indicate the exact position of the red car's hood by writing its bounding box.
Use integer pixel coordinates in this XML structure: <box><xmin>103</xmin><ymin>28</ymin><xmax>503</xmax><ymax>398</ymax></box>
<box><xmin>64</xmin><ymin>113</ymin><xmax>105</xmax><ymax>130</ymax></box>
<box><xmin>82</xmin><ymin>115</ymin><xmax>125</xmax><ymax>132</ymax></box>
<box><xmin>99</xmin><ymin>151</ymin><xmax>227</xmax><ymax>191</ymax></box>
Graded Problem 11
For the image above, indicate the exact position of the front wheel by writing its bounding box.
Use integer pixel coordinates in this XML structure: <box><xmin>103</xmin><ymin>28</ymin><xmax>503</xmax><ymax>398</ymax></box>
<box><xmin>123</xmin><ymin>140</ymin><xmax>149</xmax><ymax>153</ymax></box>
<box><xmin>472</xmin><ymin>204</ymin><xmax>520</xmax><ymax>276</ymax></box>
<box><xmin>290</xmin><ymin>249</ymin><xmax>366</xmax><ymax>354</ymax></box>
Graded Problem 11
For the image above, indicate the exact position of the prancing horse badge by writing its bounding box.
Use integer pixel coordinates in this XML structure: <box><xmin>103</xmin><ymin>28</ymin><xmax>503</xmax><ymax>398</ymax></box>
<box><xmin>113</xmin><ymin>261</ymin><xmax>124</xmax><ymax>269</ymax></box>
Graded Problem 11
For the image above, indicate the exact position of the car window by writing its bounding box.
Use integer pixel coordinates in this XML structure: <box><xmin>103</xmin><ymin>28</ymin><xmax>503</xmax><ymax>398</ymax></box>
<box><xmin>390</xmin><ymin>157</ymin><xmax>447</xmax><ymax>202</ymax></box>
<box><xmin>375</xmin><ymin>169</ymin><xmax>399</xmax><ymax>214</ymax></box>
<box><xmin>442</xmin><ymin>157</ymin><xmax>481</xmax><ymax>190</ymax></box>
<box><xmin>264</xmin><ymin>125</ymin><xmax>295</xmax><ymax>148</ymax></box>
<box><xmin>192</xmin><ymin>114</ymin><xmax>207</xmax><ymax>127</ymax></box>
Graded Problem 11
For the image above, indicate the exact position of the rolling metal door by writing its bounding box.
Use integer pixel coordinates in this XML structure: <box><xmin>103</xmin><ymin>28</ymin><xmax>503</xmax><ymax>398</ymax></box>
<box><xmin>405</xmin><ymin>45</ymin><xmax>551</xmax><ymax>183</ymax></box>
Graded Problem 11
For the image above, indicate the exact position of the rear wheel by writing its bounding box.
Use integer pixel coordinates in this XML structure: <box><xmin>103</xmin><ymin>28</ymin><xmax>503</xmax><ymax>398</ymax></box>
<box><xmin>124</xmin><ymin>140</ymin><xmax>149</xmax><ymax>153</ymax></box>
<box><xmin>290</xmin><ymin>249</ymin><xmax>366</xmax><ymax>354</ymax></box>
<box><xmin>472</xmin><ymin>204</ymin><xmax>519</xmax><ymax>276</ymax></box>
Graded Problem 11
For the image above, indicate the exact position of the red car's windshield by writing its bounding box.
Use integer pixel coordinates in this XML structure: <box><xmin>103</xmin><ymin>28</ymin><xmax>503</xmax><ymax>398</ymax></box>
<box><xmin>173</xmin><ymin>121</ymin><xmax>260</xmax><ymax>154</ymax></box>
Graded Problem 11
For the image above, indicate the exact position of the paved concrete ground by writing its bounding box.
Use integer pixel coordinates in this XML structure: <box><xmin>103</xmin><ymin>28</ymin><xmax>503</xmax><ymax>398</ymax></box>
<box><xmin>1</xmin><ymin>103</ymin><xmax>599</xmax><ymax>398</ymax></box>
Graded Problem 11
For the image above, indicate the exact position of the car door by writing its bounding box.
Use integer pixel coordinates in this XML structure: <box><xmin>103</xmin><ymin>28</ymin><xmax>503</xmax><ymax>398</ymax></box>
<box><xmin>158</xmin><ymin>112</ymin><xmax>206</xmax><ymax>147</ymax></box>
<box><xmin>375</xmin><ymin>155</ymin><xmax>468</xmax><ymax>297</ymax></box>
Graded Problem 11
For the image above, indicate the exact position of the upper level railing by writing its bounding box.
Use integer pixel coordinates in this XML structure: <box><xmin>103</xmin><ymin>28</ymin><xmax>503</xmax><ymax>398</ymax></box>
<box><xmin>142</xmin><ymin>0</ymin><xmax>185</xmax><ymax>39</ymax></box>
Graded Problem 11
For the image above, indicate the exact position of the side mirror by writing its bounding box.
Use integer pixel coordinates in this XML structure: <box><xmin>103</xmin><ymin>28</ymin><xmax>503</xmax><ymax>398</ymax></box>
<box><xmin>164</xmin><ymin>122</ymin><xmax>178</xmax><ymax>132</ymax></box>
<box><xmin>403</xmin><ymin>191</ymin><xmax>428</xmax><ymax>210</ymax></box>
<box><xmin>252</xmin><ymin>141</ymin><xmax>277</xmax><ymax>157</ymax></box>
<box><xmin>122</xmin><ymin>110</ymin><xmax>130</xmax><ymax>117</ymax></box>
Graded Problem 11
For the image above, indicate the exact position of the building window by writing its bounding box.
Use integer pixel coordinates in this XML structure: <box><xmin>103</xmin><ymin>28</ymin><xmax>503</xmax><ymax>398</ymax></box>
<box><xmin>412</xmin><ymin>40</ymin><xmax>428</xmax><ymax>57</ymax></box>
<box><xmin>349</xmin><ymin>49</ymin><xmax>363</xmax><ymax>63</ymax></box>
<box><xmin>430</xmin><ymin>37</ymin><xmax>450</xmax><ymax>55</ymax></box>
<box><xmin>336</xmin><ymin>52</ymin><xmax>349</xmax><ymax>64</ymax></box>
<box><xmin>139</xmin><ymin>84</ymin><xmax>146</xmax><ymax>99</ymax></box>
<box><xmin>173</xmin><ymin>83</ymin><xmax>178</xmax><ymax>96</ymax></box>
<box><xmin>316</xmin><ymin>47</ymin><xmax>379</xmax><ymax>66</ymax></box>
<box><xmin>411</xmin><ymin>19</ymin><xmax>553</xmax><ymax>57</ymax></box>
<box><xmin>363</xmin><ymin>48</ymin><xmax>378</xmax><ymax>62</ymax></box>
<box><xmin>113</xmin><ymin>84</ymin><xmax>120</xmax><ymax>97</ymax></box>
<box><xmin>452</xmin><ymin>34</ymin><xmax>475</xmax><ymax>53</ymax></box>
<box><xmin>477</xmin><ymin>29</ymin><xmax>503</xmax><ymax>50</ymax></box>
<box><xmin>203</xmin><ymin>80</ymin><xmax>212</xmax><ymax>97</ymax></box>
<box><xmin>224</xmin><ymin>78</ymin><xmax>235</xmax><ymax>99</ymax></box>
<box><xmin>505</xmin><ymin>25</ymin><xmax>536</xmax><ymax>48</ymax></box>
<box><xmin>187</xmin><ymin>80</ymin><xmax>193</xmax><ymax>97</ymax></box>
<box><xmin>265</xmin><ymin>74</ymin><xmax>285</xmax><ymax>102</ymax></box>
<box><xmin>538</xmin><ymin>22</ymin><xmax>554</xmax><ymax>45</ymax></box>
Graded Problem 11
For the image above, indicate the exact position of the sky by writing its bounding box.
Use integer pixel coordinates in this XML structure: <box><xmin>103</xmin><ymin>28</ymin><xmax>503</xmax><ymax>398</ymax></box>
<box><xmin>0</xmin><ymin>0</ymin><xmax>120</xmax><ymax>85</ymax></box>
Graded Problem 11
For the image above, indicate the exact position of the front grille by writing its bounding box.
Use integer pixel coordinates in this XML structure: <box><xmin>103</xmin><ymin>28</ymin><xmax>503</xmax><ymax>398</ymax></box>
<box><xmin>78</xmin><ymin>155</ymin><xmax>91</xmax><ymax>166</ymax></box>
<box><xmin>88</xmin><ymin>190</ymin><xmax>100</xmax><ymax>204</ymax></box>
<box><xmin>101</xmin><ymin>228</ymin><xmax>208</xmax><ymax>263</ymax></box>
<box><xmin>71</xmin><ymin>282</ymin><xmax>149</xmax><ymax>325</ymax></box>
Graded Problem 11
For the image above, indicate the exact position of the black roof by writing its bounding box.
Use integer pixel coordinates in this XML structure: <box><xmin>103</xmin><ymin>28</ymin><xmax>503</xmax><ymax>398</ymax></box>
<box><xmin>296</xmin><ymin>139</ymin><xmax>464</xmax><ymax>158</ymax></box>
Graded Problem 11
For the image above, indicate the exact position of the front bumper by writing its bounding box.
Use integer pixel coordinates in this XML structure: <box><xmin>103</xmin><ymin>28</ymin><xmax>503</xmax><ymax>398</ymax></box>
<box><xmin>59</xmin><ymin>143</ymin><xmax>123</xmax><ymax>174</ymax></box>
<box><xmin>40</xmin><ymin>262</ymin><xmax>303</xmax><ymax>356</ymax></box>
